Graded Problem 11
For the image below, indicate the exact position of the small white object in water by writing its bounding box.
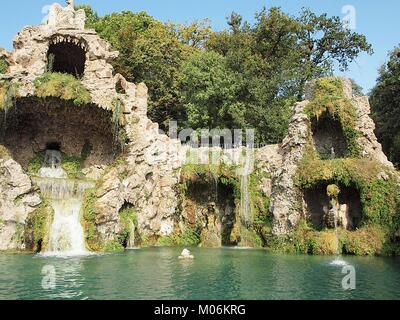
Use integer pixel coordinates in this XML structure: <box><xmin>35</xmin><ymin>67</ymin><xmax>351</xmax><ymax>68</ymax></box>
<box><xmin>179</xmin><ymin>249</ymin><xmax>194</xmax><ymax>260</ymax></box>
<box><xmin>330</xmin><ymin>258</ymin><xmax>348</xmax><ymax>267</ymax></box>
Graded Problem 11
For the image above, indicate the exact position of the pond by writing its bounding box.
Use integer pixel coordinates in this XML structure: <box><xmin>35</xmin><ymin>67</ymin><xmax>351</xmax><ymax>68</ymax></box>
<box><xmin>0</xmin><ymin>248</ymin><xmax>399</xmax><ymax>300</ymax></box>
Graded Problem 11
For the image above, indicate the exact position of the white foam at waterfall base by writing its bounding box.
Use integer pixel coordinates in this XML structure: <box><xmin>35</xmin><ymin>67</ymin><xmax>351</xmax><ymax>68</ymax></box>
<box><xmin>330</xmin><ymin>257</ymin><xmax>349</xmax><ymax>267</ymax></box>
<box><xmin>35</xmin><ymin>150</ymin><xmax>94</xmax><ymax>257</ymax></box>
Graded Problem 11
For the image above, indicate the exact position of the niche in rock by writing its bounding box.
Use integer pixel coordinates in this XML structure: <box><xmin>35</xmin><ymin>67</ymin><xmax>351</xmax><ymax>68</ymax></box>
<box><xmin>182</xmin><ymin>179</ymin><xmax>237</xmax><ymax>246</ymax></box>
<box><xmin>311</xmin><ymin>112</ymin><xmax>348</xmax><ymax>159</ymax></box>
<box><xmin>118</xmin><ymin>202</ymin><xmax>137</xmax><ymax>249</ymax></box>
<box><xmin>47</xmin><ymin>39</ymin><xmax>86</xmax><ymax>78</ymax></box>
<box><xmin>0</xmin><ymin>97</ymin><xmax>116</xmax><ymax>170</ymax></box>
<box><xmin>303</xmin><ymin>183</ymin><xmax>362</xmax><ymax>231</ymax></box>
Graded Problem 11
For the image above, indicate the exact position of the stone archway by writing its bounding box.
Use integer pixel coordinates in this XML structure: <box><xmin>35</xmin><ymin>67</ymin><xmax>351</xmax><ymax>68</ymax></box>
<box><xmin>0</xmin><ymin>97</ymin><xmax>115</xmax><ymax>171</ymax></box>
<box><xmin>47</xmin><ymin>39</ymin><xmax>87</xmax><ymax>77</ymax></box>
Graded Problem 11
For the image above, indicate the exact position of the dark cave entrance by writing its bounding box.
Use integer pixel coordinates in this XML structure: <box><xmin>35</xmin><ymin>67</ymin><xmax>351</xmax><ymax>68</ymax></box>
<box><xmin>311</xmin><ymin>112</ymin><xmax>348</xmax><ymax>159</ymax></box>
<box><xmin>47</xmin><ymin>41</ymin><xmax>86</xmax><ymax>78</ymax></box>
<box><xmin>303</xmin><ymin>183</ymin><xmax>362</xmax><ymax>231</ymax></box>
<box><xmin>184</xmin><ymin>179</ymin><xmax>237</xmax><ymax>246</ymax></box>
<box><xmin>0</xmin><ymin>97</ymin><xmax>116</xmax><ymax>170</ymax></box>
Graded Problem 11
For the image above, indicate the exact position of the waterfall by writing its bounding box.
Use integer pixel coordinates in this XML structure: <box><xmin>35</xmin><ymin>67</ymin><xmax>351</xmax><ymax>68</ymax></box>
<box><xmin>34</xmin><ymin>150</ymin><xmax>94</xmax><ymax>256</ymax></box>
<box><xmin>126</xmin><ymin>220</ymin><xmax>136</xmax><ymax>249</ymax></box>
<box><xmin>333</xmin><ymin>201</ymin><xmax>340</xmax><ymax>255</ymax></box>
<box><xmin>240</xmin><ymin>149</ymin><xmax>253</xmax><ymax>227</ymax></box>
<box><xmin>112</xmin><ymin>99</ymin><xmax>121</xmax><ymax>156</ymax></box>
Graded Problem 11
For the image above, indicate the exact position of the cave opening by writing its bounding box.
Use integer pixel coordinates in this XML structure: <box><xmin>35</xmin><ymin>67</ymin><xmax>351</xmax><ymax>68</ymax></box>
<box><xmin>303</xmin><ymin>182</ymin><xmax>362</xmax><ymax>231</ymax></box>
<box><xmin>311</xmin><ymin>112</ymin><xmax>348</xmax><ymax>159</ymax></box>
<box><xmin>47</xmin><ymin>40</ymin><xmax>86</xmax><ymax>78</ymax></box>
<box><xmin>0</xmin><ymin>97</ymin><xmax>116</xmax><ymax>171</ymax></box>
<box><xmin>184</xmin><ymin>180</ymin><xmax>237</xmax><ymax>246</ymax></box>
<box><xmin>46</xmin><ymin>142</ymin><xmax>61</xmax><ymax>151</ymax></box>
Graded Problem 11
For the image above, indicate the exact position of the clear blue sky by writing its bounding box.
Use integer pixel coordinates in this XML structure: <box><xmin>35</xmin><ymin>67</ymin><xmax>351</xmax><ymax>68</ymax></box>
<box><xmin>1</xmin><ymin>0</ymin><xmax>399</xmax><ymax>93</ymax></box>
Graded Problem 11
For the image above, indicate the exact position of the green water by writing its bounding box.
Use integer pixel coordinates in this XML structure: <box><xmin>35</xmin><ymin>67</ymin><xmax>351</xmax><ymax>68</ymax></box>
<box><xmin>0</xmin><ymin>248</ymin><xmax>399</xmax><ymax>300</ymax></box>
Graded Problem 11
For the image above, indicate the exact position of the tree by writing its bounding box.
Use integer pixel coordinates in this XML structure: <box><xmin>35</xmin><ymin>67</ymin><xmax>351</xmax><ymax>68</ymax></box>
<box><xmin>172</xmin><ymin>20</ymin><xmax>213</xmax><ymax>49</ymax></box>
<box><xmin>77</xmin><ymin>5</ymin><xmax>372</xmax><ymax>145</ymax></box>
<box><xmin>80</xmin><ymin>9</ymin><xmax>194</xmax><ymax>129</ymax></box>
<box><xmin>370</xmin><ymin>47</ymin><xmax>400</xmax><ymax>165</ymax></box>
<box><xmin>296</xmin><ymin>8</ymin><xmax>373</xmax><ymax>98</ymax></box>
<box><xmin>205</xmin><ymin>7</ymin><xmax>372</xmax><ymax>143</ymax></box>
<box><xmin>180</xmin><ymin>51</ymin><xmax>245</xmax><ymax>130</ymax></box>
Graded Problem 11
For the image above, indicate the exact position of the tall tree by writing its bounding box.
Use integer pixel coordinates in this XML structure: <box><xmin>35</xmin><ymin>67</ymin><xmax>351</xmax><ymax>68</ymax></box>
<box><xmin>296</xmin><ymin>8</ymin><xmax>373</xmax><ymax>98</ymax></box>
<box><xmin>370</xmin><ymin>47</ymin><xmax>400</xmax><ymax>165</ymax></box>
<box><xmin>80</xmin><ymin>9</ymin><xmax>194</xmax><ymax>129</ymax></box>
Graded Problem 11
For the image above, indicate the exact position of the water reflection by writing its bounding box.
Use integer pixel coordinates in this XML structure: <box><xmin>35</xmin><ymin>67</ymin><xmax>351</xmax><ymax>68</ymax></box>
<box><xmin>0</xmin><ymin>249</ymin><xmax>399</xmax><ymax>300</ymax></box>
<box><xmin>40</xmin><ymin>257</ymin><xmax>86</xmax><ymax>300</ymax></box>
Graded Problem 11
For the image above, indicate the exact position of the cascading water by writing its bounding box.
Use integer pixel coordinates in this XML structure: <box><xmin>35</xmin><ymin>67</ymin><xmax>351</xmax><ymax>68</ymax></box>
<box><xmin>33</xmin><ymin>150</ymin><xmax>94</xmax><ymax>256</ymax></box>
<box><xmin>330</xmin><ymin>199</ymin><xmax>348</xmax><ymax>266</ymax></box>
<box><xmin>240</xmin><ymin>148</ymin><xmax>253</xmax><ymax>227</ymax></box>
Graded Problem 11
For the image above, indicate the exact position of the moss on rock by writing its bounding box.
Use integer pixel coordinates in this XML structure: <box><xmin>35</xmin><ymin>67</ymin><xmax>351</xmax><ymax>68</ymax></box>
<box><xmin>0</xmin><ymin>80</ymin><xmax>18</xmax><ymax>110</ymax></box>
<box><xmin>81</xmin><ymin>188</ymin><xmax>102</xmax><ymax>251</ymax></box>
<box><xmin>24</xmin><ymin>199</ymin><xmax>54</xmax><ymax>252</ymax></box>
<box><xmin>305</xmin><ymin>77</ymin><xmax>361</xmax><ymax>157</ymax></box>
<box><xmin>33</xmin><ymin>72</ymin><xmax>91</xmax><ymax>106</ymax></box>
<box><xmin>157</xmin><ymin>227</ymin><xmax>201</xmax><ymax>247</ymax></box>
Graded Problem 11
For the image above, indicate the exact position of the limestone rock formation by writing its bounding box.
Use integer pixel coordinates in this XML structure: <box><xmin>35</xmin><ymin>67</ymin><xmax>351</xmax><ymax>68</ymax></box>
<box><xmin>0</xmin><ymin>2</ymin><xmax>397</xmax><ymax>253</ymax></box>
<box><xmin>0</xmin><ymin>150</ymin><xmax>41</xmax><ymax>250</ymax></box>
<box><xmin>270</xmin><ymin>78</ymin><xmax>396</xmax><ymax>236</ymax></box>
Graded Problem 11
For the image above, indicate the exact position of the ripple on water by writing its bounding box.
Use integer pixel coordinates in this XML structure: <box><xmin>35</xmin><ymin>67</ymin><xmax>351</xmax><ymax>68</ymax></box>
<box><xmin>0</xmin><ymin>248</ymin><xmax>399</xmax><ymax>300</ymax></box>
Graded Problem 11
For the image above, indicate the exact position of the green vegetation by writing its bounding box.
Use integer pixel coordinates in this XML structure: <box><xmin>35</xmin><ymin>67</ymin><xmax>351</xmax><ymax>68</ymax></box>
<box><xmin>0</xmin><ymin>55</ymin><xmax>8</xmax><ymax>74</ymax></box>
<box><xmin>33</xmin><ymin>72</ymin><xmax>91</xmax><ymax>106</ymax></box>
<box><xmin>24</xmin><ymin>199</ymin><xmax>54</xmax><ymax>252</ymax></box>
<box><xmin>269</xmin><ymin>77</ymin><xmax>400</xmax><ymax>256</ymax></box>
<box><xmin>0</xmin><ymin>80</ymin><xmax>18</xmax><ymax>110</ymax></box>
<box><xmin>103</xmin><ymin>240</ymin><xmax>125</xmax><ymax>253</ymax></box>
<box><xmin>78</xmin><ymin>5</ymin><xmax>371</xmax><ymax>145</ymax></box>
<box><xmin>304</xmin><ymin>78</ymin><xmax>361</xmax><ymax>157</ymax></box>
<box><xmin>156</xmin><ymin>227</ymin><xmax>201</xmax><ymax>247</ymax></box>
<box><xmin>27</xmin><ymin>152</ymin><xmax>45</xmax><ymax>175</ymax></box>
<box><xmin>118</xmin><ymin>205</ymin><xmax>138</xmax><ymax>247</ymax></box>
<box><xmin>296</xmin><ymin>157</ymin><xmax>398</xmax><ymax>231</ymax></box>
<box><xmin>27</xmin><ymin>152</ymin><xmax>83</xmax><ymax>178</ymax></box>
<box><xmin>370</xmin><ymin>47</ymin><xmax>400</xmax><ymax>166</ymax></box>
<box><xmin>81</xmin><ymin>188</ymin><xmax>102</xmax><ymax>251</ymax></box>
<box><xmin>61</xmin><ymin>155</ymin><xmax>83</xmax><ymax>179</ymax></box>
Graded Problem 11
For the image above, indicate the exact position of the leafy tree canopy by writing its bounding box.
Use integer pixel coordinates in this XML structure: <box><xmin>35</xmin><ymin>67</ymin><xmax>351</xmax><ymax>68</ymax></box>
<box><xmin>77</xmin><ymin>5</ymin><xmax>372</xmax><ymax>145</ymax></box>
<box><xmin>370</xmin><ymin>47</ymin><xmax>400</xmax><ymax>165</ymax></box>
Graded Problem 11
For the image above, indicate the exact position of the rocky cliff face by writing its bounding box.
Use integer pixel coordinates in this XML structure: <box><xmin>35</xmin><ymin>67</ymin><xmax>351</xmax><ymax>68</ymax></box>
<box><xmin>0</xmin><ymin>148</ymin><xmax>41</xmax><ymax>250</ymax></box>
<box><xmin>0</xmin><ymin>3</ymin><xmax>397</xmax><ymax>253</ymax></box>
<box><xmin>270</xmin><ymin>78</ymin><xmax>396</xmax><ymax>236</ymax></box>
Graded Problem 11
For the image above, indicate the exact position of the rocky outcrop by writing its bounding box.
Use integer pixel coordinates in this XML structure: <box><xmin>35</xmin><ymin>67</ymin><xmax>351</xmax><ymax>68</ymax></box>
<box><xmin>0</xmin><ymin>150</ymin><xmax>41</xmax><ymax>250</ymax></box>
<box><xmin>0</xmin><ymin>2</ymin><xmax>396</xmax><ymax>252</ymax></box>
<box><xmin>270</xmin><ymin>101</ymin><xmax>310</xmax><ymax>235</ymax></box>
<box><xmin>270</xmin><ymin>78</ymin><xmax>396</xmax><ymax>236</ymax></box>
